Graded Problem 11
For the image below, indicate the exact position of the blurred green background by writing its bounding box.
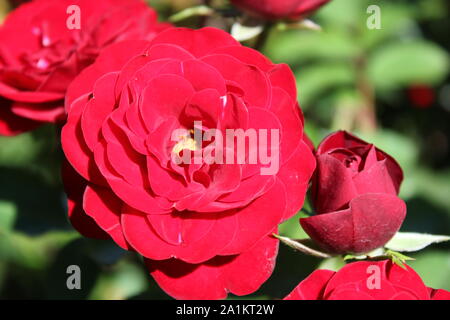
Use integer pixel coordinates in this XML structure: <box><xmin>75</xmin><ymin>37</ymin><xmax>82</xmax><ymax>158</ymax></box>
<box><xmin>0</xmin><ymin>0</ymin><xmax>449</xmax><ymax>299</ymax></box>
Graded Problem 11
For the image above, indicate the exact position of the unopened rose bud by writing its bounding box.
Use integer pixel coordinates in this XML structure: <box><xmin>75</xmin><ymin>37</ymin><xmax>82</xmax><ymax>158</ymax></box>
<box><xmin>300</xmin><ymin>131</ymin><xmax>406</xmax><ymax>254</ymax></box>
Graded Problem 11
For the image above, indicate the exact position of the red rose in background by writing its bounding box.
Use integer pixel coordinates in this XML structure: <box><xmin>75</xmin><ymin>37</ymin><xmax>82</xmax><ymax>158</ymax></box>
<box><xmin>301</xmin><ymin>131</ymin><xmax>406</xmax><ymax>254</ymax></box>
<box><xmin>230</xmin><ymin>0</ymin><xmax>331</xmax><ymax>21</ymax></box>
<box><xmin>61</xmin><ymin>27</ymin><xmax>316</xmax><ymax>299</ymax></box>
<box><xmin>284</xmin><ymin>260</ymin><xmax>450</xmax><ymax>300</ymax></box>
<box><xmin>0</xmin><ymin>0</ymin><xmax>168</xmax><ymax>135</ymax></box>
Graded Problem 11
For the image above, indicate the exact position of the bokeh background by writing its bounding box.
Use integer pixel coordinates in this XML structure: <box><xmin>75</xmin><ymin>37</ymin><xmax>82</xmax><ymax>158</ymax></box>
<box><xmin>0</xmin><ymin>0</ymin><xmax>449</xmax><ymax>299</ymax></box>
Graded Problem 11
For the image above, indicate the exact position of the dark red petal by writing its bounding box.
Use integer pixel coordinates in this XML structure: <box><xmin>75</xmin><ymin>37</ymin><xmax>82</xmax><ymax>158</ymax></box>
<box><xmin>354</xmin><ymin>160</ymin><xmax>400</xmax><ymax>196</ymax></box>
<box><xmin>301</xmin><ymin>193</ymin><xmax>406</xmax><ymax>254</ymax></box>
<box><xmin>312</xmin><ymin>154</ymin><xmax>359</xmax><ymax>214</ymax></box>
<box><xmin>0</xmin><ymin>101</ymin><xmax>41</xmax><ymax>135</ymax></box>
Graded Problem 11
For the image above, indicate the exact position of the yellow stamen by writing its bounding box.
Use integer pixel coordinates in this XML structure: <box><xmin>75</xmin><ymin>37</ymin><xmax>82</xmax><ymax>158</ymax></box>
<box><xmin>172</xmin><ymin>135</ymin><xmax>198</xmax><ymax>154</ymax></box>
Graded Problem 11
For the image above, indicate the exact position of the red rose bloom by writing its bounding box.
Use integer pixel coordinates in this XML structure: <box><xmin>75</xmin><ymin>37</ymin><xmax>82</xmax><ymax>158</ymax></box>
<box><xmin>284</xmin><ymin>260</ymin><xmax>450</xmax><ymax>300</ymax></box>
<box><xmin>301</xmin><ymin>131</ymin><xmax>406</xmax><ymax>254</ymax></box>
<box><xmin>230</xmin><ymin>0</ymin><xmax>331</xmax><ymax>21</ymax></box>
<box><xmin>0</xmin><ymin>0</ymin><xmax>168</xmax><ymax>135</ymax></box>
<box><xmin>61</xmin><ymin>27</ymin><xmax>315</xmax><ymax>299</ymax></box>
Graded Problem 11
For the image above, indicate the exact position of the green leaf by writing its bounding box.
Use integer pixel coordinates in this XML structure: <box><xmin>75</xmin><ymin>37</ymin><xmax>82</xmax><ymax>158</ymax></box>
<box><xmin>368</xmin><ymin>40</ymin><xmax>449</xmax><ymax>90</ymax></box>
<box><xmin>266</xmin><ymin>30</ymin><xmax>359</xmax><ymax>66</ymax></box>
<box><xmin>0</xmin><ymin>201</ymin><xmax>17</xmax><ymax>232</ymax></box>
<box><xmin>357</xmin><ymin>129</ymin><xmax>419</xmax><ymax>175</ymax></box>
<box><xmin>385</xmin><ymin>232</ymin><xmax>450</xmax><ymax>252</ymax></box>
<box><xmin>88</xmin><ymin>260</ymin><xmax>148</xmax><ymax>300</ymax></box>
<box><xmin>295</xmin><ymin>63</ymin><xmax>356</xmax><ymax>107</ymax></box>
<box><xmin>278</xmin><ymin>211</ymin><xmax>308</xmax><ymax>239</ymax></box>
<box><xmin>408</xmin><ymin>250</ymin><xmax>450</xmax><ymax>291</ymax></box>
<box><xmin>386</xmin><ymin>250</ymin><xmax>415</xmax><ymax>269</ymax></box>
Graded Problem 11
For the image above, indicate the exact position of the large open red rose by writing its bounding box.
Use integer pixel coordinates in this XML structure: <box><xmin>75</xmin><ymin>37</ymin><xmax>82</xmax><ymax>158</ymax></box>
<box><xmin>61</xmin><ymin>27</ymin><xmax>316</xmax><ymax>299</ymax></box>
<box><xmin>300</xmin><ymin>131</ymin><xmax>406</xmax><ymax>254</ymax></box>
<box><xmin>0</xmin><ymin>0</ymin><xmax>168</xmax><ymax>135</ymax></box>
<box><xmin>230</xmin><ymin>0</ymin><xmax>331</xmax><ymax>21</ymax></box>
<box><xmin>284</xmin><ymin>260</ymin><xmax>450</xmax><ymax>300</ymax></box>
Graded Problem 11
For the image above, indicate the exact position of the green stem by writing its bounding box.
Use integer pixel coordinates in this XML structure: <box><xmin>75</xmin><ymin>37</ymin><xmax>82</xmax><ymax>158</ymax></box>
<box><xmin>273</xmin><ymin>234</ymin><xmax>333</xmax><ymax>259</ymax></box>
<box><xmin>169</xmin><ymin>5</ymin><xmax>214</xmax><ymax>23</ymax></box>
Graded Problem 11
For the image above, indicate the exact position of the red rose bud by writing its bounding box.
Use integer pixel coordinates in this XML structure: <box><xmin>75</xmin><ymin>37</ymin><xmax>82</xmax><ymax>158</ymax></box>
<box><xmin>230</xmin><ymin>0</ymin><xmax>331</xmax><ymax>21</ymax></box>
<box><xmin>0</xmin><ymin>0</ymin><xmax>169</xmax><ymax>136</ymax></box>
<box><xmin>284</xmin><ymin>260</ymin><xmax>450</xmax><ymax>300</ymax></box>
<box><xmin>300</xmin><ymin>131</ymin><xmax>406</xmax><ymax>254</ymax></box>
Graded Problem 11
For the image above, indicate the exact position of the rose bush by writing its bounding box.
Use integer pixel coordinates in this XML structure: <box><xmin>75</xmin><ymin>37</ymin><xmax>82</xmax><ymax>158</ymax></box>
<box><xmin>61</xmin><ymin>27</ymin><xmax>316</xmax><ymax>299</ymax></box>
<box><xmin>284</xmin><ymin>260</ymin><xmax>450</xmax><ymax>300</ymax></box>
<box><xmin>300</xmin><ymin>131</ymin><xmax>406</xmax><ymax>254</ymax></box>
<box><xmin>230</xmin><ymin>0</ymin><xmax>331</xmax><ymax>21</ymax></box>
<box><xmin>0</xmin><ymin>0</ymin><xmax>168</xmax><ymax>135</ymax></box>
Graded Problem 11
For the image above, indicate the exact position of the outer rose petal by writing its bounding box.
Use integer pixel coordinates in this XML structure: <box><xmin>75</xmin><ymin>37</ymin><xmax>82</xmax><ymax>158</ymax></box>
<box><xmin>149</xmin><ymin>27</ymin><xmax>240</xmax><ymax>58</ymax></box>
<box><xmin>321</xmin><ymin>261</ymin><xmax>389</xmax><ymax>298</ymax></box>
<box><xmin>301</xmin><ymin>193</ymin><xmax>406</xmax><ymax>254</ymax></box>
<box><xmin>219</xmin><ymin>180</ymin><xmax>286</xmax><ymax>255</ymax></box>
<box><xmin>65</xmin><ymin>40</ymin><xmax>151</xmax><ymax>110</ymax></box>
<box><xmin>83</xmin><ymin>186</ymin><xmax>130</xmax><ymax>250</ymax></box>
<box><xmin>429</xmin><ymin>288</ymin><xmax>450</xmax><ymax>300</ymax></box>
<box><xmin>278</xmin><ymin>140</ymin><xmax>316</xmax><ymax>221</ymax></box>
<box><xmin>121</xmin><ymin>207</ymin><xmax>238</xmax><ymax>264</ymax></box>
<box><xmin>146</xmin><ymin>234</ymin><xmax>279</xmax><ymax>300</ymax></box>
<box><xmin>284</xmin><ymin>269</ymin><xmax>335</xmax><ymax>300</ymax></box>
<box><xmin>386</xmin><ymin>262</ymin><xmax>430</xmax><ymax>300</ymax></box>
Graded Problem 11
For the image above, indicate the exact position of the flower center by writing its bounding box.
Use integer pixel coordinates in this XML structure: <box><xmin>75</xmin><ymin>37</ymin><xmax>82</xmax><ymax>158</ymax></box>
<box><xmin>172</xmin><ymin>130</ymin><xmax>199</xmax><ymax>155</ymax></box>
